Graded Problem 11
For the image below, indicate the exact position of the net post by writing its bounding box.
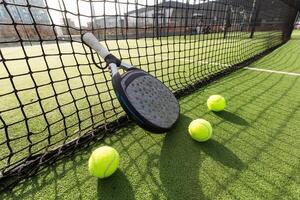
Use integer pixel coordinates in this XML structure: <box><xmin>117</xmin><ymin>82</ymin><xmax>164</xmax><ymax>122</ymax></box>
<box><xmin>184</xmin><ymin>0</ymin><xmax>189</xmax><ymax>40</ymax></box>
<box><xmin>223</xmin><ymin>2</ymin><xmax>231</xmax><ymax>39</ymax></box>
<box><xmin>250</xmin><ymin>0</ymin><xmax>262</xmax><ymax>39</ymax></box>
<box><xmin>154</xmin><ymin>0</ymin><xmax>158</xmax><ymax>39</ymax></box>
<box><xmin>283</xmin><ymin>10</ymin><xmax>298</xmax><ymax>41</ymax></box>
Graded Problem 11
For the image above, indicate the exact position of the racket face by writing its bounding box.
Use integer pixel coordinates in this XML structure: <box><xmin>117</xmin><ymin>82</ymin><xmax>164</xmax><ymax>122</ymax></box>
<box><xmin>114</xmin><ymin>69</ymin><xmax>180</xmax><ymax>132</ymax></box>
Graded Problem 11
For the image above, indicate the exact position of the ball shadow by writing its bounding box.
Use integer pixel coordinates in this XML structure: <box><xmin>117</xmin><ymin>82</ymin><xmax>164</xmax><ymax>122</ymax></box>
<box><xmin>214</xmin><ymin>110</ymin><xmax>249</xmax><ymax>126</ymax></box>
<box><xmin>159</xmin><ymin>114</ymin><xmax>206</xmax><ymax>200</ymax></box>
<box><xmin>97</xmin><ymin>169</ymin><xmax>135</xmax><ymax>200</ymax></box>
<box><xmin>199</xmin><ymin>140</ymin><xmax>244</xmax><ymax>170</ymax></box>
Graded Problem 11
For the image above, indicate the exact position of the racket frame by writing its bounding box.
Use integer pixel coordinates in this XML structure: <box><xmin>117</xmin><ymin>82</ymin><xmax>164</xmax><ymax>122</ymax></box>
<box><xmin>82</xmin><ymin>32</ymin><xmax>179</xmax><ymax>133</ymax></box>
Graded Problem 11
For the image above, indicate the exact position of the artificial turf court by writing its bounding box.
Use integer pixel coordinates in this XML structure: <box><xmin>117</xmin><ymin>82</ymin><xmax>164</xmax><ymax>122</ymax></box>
<box><xmin>0</xmin><ymin>31</ymin><xmax>284</xmax><ymax>171</ymax></box>
<box><xmin>0</xmin><ymin>32</ymin><xmax>299</xmax><ymax>199</ymax></box>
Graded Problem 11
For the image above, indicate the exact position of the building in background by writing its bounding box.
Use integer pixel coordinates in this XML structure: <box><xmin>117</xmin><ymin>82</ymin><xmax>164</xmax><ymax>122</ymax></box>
<box><xmin>122</xmin><ymin>0</ymin><xmax>292</xmax><ymax>37</ymax></box>
<box><xmin>57</xmin><ymin>18</ymin><xmax>79</xmax><ymax>38</ymax></box>
<box><xmin>1</xmin><ymin>0</ymin><xmax>295</xmax><ymax>43</ymax></box>
<box><xmin>0</xmin><ymin>0</ymin><xmax>51</xmax><ymax>24</ymax></box>
<box><xmin>92</xmin><ymin>17</ymin><xmax>123</xmax><ymax>28</ymax></box>
<box><xmin>0</xmin><ymin>0</ymin><xmax>52</xmax><ymax>43</ymax></box>
<box><xmin>85</xmin><ymin>16</ymin><xmax>124</xmax><ymax>40</ymax></box>
<box><xmin>123</xmin><ymin>1</ymin><xmax>231</xmax><ymax>37</ymax></box>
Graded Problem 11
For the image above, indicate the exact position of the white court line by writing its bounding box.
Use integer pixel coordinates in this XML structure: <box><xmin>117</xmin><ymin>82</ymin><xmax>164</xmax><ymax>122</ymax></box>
<box><xmin>161</xmin><ymin>56</ymin><xmax>230</xmax><ymax>67</ymax></box>
<box><xmin>127</xmin><ymin>53</ymin><xmax>300</xmax><ymax>77</ymax></box>
<box><xmin>244</xmin><ymin>67</ymin><xmax>300</xmax><ymax>77</ymax></box>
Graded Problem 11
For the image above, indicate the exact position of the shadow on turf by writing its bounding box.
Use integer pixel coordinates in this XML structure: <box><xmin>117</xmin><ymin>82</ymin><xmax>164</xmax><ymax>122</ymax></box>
<box><xmin>200</xmin><ymin>140</ymin><xmax>244</xmax><ymax>170</ymax></box>
<box><xmin>159</xmin><ymin>114</ymin><xmax>244</xmax><ymax>200</ymax></box>
<box><xmin>0</xmin><ymin>126</ymin><xmax>136</xmax><ymax>200</ymax></box>
<box><xmin>214</xmin><ymin>110</ymin><xmax>249</xmax><ymax>126</ymax></box>
<box><xmin>2</xmin><ymin>115</ymin><xmax>243</xmax><ymax>200</ymax></box>
<box><xmin>97</xmin><ymin>169</ymin><xmax>134</xmax><ymax>200</ymax></box>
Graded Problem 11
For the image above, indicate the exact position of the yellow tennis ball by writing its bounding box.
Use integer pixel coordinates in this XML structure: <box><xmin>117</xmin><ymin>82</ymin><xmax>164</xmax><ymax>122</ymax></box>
<box><xmin>207</xmin><ymin>95</ymin><xmax>226</xmax><ymax>112</ymax></box>
<box><xmin>88</xmin><ymin>146</ymin><xmax>119</xmax><ymax>178</ymax></box>
<box><xmin>188</xmin><ymin>119</ymin><xmax>213</xmax><ymax>142</ymax></box>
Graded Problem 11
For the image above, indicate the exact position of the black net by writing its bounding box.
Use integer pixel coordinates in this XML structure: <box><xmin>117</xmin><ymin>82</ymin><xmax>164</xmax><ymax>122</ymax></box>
<box><xmin>0</xmin><ymin>0</ymin><xmax>299</xmax><ymax>190</ymax></box>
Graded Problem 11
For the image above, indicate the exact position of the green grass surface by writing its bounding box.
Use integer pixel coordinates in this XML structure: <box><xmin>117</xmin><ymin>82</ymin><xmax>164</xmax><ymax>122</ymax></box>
<box><xmin>251</xmin><ymin>30</ymin><xmax>300</xmax><ymax>73</ymax></box>
<box><xmin>0</xmin><ymin>31</ymin><xmax>283</xmax><ymax>171</ymax></box>
<box><xmin>0</xmin><ymin>31</ymin><xmax>299</xmax><ymax>200</ymax></box>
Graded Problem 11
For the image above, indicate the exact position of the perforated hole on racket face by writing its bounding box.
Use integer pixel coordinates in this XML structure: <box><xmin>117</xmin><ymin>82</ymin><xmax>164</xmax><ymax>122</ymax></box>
<box><xmin>121</xmin><ymin>71</ymin><xmax>180</xmax><ymax>129</ymax></box>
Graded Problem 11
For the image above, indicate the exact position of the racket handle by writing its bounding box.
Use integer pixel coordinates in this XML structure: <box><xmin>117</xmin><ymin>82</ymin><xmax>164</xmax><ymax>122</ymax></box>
<box><xmin>82</xmin><ymin>32</ymin><xmax>110</xmax><ymax>59</ymax></box>
<box><xmin>109</xmin><ymin>63</ymin><xmax>118</xmax><ymax>77</ymax></box>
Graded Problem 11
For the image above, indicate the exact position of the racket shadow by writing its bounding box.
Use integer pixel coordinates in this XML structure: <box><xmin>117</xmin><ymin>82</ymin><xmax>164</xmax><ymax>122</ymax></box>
<box><xmin>159</xmin><ymin>114</ymin><xmax>206</xmax><ymax>200</ymax></box>
<box><xmin>97</xmin><ymin>169</ymin><xmax>135</xmax><ymax>200</ymax></box>
<box><xmin>214</xmin><ymin>110</ymin><xmax>249</xmax><ymax>126</ymax></box>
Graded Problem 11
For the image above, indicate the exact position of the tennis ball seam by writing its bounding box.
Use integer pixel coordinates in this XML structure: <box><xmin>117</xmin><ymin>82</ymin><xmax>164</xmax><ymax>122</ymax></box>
<box><xmin>213</xmin><ymin>98</ymin><xmax>223</xmax><ymax>104</ymax></box>
<box><xmin>208</xmin><ymin>98</ymin><xmax>223</xmax><ymax>106</ymax></box>
<box><xmin>102</xmin><ymin>150</ymin><xmax>117</xmax><ymax>178</ymax></box>
<box><xmin>189</xmin><ymin>119</ymin><xmax>212</xmax><ymax>142</ymax></box>
<box><xmin>208</xmin><ymin>96</ymin><xmax>225</xmax><ymax>106</ymax></box>
<box><xmin>201</xmin><ymin>122</ymin><xmax>212</xmax><ymax>137</ymax></box>
<box><xmin>207</xmin><ymin>96</ymin><xmax>226</xmax><ymax>111</ymax></box>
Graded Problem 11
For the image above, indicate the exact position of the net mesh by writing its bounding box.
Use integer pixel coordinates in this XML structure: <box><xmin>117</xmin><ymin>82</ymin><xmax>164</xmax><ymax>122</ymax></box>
<box><xmin>0</xmin><ymin>0</ymin><xmax>299</xmax><ymax>189</ymax></box>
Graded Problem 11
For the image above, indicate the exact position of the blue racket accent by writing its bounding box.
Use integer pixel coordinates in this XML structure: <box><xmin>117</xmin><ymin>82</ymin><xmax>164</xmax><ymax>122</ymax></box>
<box><xmin>83</xmin><ymin>32</ymin><xmax>179</xmax><ymax>133</ymax></box>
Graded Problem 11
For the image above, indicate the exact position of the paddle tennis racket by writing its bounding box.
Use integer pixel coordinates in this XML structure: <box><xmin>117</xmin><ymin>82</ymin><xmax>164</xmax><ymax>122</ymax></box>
<box><xmin>82</xmin><ymin>32</ymin><xmax>180</xmax><ymax>133</ymax></box>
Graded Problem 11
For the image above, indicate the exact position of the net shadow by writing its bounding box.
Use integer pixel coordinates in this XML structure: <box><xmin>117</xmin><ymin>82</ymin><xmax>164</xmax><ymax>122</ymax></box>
<box><xmin>97</xmin><ymin>169</ymin><xmax>135</xmax><ymax>200</ymax></box>
<box><xmin>177</xmin><ymin>68</ymin><xmax>300</xmax><ymax>199</ymax></box>
<box><xmin>0</xmin><ymin>0</ymin><xmax>299</xmax><ymax>190</ymax></box>
<box><xmin>0</xmin><ymin>67</ymin><xmax>299</xmax><ymax>199</ymax></box>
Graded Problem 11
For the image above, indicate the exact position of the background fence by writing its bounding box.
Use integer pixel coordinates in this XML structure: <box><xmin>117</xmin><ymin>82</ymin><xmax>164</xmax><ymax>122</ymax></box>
<box><xmin>0</xmin><ymin>0</ymin><xmax>299</xmax><ymax>190</ymax></box>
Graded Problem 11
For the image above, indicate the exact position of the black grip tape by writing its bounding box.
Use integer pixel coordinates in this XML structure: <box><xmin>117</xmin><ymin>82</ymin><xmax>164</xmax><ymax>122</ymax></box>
<box><xmin>105</xmin><ymin>54</ymin><xmax>121</xmax><ymax>66</ymax></box>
